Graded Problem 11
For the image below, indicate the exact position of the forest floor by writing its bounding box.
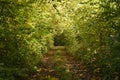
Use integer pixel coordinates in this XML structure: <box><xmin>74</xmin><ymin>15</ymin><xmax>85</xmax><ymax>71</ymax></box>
<box><xmin>29</xmin><ymin>46</ymin><xmax>100</xmax><ymax>80</ymax></box>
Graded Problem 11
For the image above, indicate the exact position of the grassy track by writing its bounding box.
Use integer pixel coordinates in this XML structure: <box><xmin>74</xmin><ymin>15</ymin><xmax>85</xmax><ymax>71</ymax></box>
<box><xmin>29</xmin><ymin>46</ymin><xmax>100</xmax><ymax>80</ymax></box>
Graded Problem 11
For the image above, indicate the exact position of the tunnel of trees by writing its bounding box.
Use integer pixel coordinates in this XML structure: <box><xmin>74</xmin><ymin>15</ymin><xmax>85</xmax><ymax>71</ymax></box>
<box><xmin>0</xmin><ymin>0</ymin><xmax>120</xmax><ymax>80</ymax></box>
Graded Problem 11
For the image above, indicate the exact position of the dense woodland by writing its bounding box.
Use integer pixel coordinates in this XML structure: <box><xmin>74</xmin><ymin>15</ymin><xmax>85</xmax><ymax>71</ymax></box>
<box><xmin>0</xmin><ymin>0</ymin><xmax>120</xmax><ymax>80</ymax></box>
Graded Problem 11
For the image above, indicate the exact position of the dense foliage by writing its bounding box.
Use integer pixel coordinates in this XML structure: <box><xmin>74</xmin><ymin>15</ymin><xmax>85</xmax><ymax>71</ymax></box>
<box><xmin>66</xmin><ymin>0</ymin><xmax>120</xmax><ymax>79</ymax></box>
<box><xmin>0</xmin><ymin>0</ymin><xmax>54</xmax><ymax>79</ymax></box>
<box><xmin>0</xmin><ymin>0</ymin><xmax>120</xmax><ymax>80</ymax></box>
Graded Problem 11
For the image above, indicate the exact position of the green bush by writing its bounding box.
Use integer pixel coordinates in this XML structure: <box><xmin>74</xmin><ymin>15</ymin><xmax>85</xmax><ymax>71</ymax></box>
<box><xmin>0</xmin><ymin>1</ymin><xmax>54</xmax><ymax>79</ymax></box>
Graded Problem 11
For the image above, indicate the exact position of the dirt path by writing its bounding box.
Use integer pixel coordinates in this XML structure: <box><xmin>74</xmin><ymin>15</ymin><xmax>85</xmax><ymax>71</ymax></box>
<box><xmin>29</xmin><ymin>46</ymin><xmax>92</xmax><ymax>80</ymax></box>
